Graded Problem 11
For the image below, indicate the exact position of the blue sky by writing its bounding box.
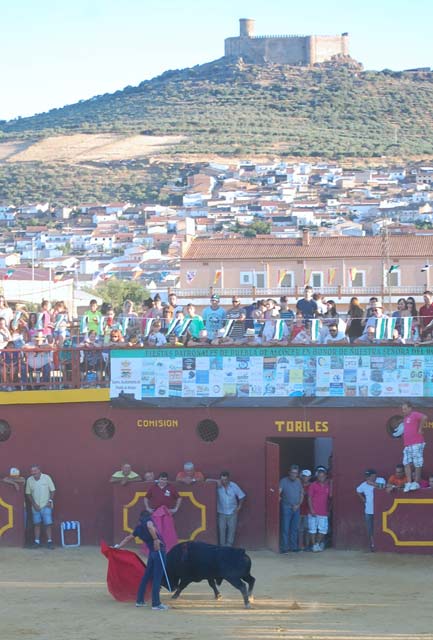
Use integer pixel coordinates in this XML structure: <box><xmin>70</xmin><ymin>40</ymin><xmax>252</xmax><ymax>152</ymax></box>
<box><xmin>1</xmin><ymin>0</ymin><xmax>432</xmax><ymax>121</ymax></box>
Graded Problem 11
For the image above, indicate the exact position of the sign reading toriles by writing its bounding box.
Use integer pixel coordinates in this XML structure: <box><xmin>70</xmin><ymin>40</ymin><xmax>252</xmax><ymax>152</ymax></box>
<box><xmin>110</xmin><ymin>347</ymin><xmax>433</xmax><ymax>404</ymax></box>
<box><xmin>275</xmin><ymin>420</ymin><xmax>329</xmax><ymax>433</ymax></box>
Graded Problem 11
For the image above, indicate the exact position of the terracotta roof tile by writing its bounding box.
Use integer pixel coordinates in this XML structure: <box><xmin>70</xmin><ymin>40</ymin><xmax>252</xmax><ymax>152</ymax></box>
<box><xmin>183</xmin><ymin>236</ymin><xmax>433</xmax><ymax>260</ymax></box>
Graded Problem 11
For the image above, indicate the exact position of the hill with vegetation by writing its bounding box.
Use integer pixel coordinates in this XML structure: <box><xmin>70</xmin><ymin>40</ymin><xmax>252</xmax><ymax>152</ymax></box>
<box><xmin>1</xmin><ymin>57</ymin><xmax>433</xmax><ymax>203</ymax></box>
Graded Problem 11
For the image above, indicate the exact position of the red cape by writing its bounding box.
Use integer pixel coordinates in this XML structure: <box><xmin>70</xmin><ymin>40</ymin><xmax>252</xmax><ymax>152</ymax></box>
<box><xmin>100</xmin><ymin>540</ymin><xmax>151</xmax><ymax>602</ymax></box>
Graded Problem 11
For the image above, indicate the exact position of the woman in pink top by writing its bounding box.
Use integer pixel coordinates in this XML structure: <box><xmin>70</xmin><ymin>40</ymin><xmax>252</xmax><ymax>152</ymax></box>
<box><xmin>38</xmin><ymin>300</ymin><xmax>53</xmax><ymax>336</ymax></box>
<box><xmin>401</xmin><ymin>401</ymin><xmax>428</xmax><ymax>492</ymax></box>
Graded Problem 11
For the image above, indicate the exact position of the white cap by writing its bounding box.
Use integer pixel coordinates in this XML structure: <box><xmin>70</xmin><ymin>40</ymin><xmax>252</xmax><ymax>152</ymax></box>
<box><xmin>301</xmin><ymin>469</ymin><xmax>312</xmax><ymax>477</ymax></box>
<box><xmin>9</xmin><ymin>467</ymin><xmax>20</xmax><ymax>477</ymax></box>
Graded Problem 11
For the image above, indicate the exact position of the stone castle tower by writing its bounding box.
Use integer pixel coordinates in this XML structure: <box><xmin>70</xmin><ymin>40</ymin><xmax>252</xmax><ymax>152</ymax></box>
<box><xmin>224</xmin><ymin>19</ymin><xmax>349</xmax><ymax>65</ymax></box>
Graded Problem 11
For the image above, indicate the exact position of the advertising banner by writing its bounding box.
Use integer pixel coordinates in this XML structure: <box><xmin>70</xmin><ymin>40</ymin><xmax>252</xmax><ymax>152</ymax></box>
<box><xmin>110</xmin><ymin>347</ymin><xmax>433</xmax><ymax>407</ymax></box>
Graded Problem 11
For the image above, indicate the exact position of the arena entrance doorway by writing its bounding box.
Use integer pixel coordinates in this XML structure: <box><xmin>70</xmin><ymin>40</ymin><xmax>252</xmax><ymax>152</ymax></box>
<box><xmin>265</xmin><ymin>437</ymin><xmax>333</xmax><ymax>552</ymax></box>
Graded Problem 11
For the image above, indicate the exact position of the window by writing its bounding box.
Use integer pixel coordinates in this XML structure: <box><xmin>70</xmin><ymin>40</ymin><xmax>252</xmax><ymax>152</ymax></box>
<box><xmin>351</xmin><ymin>271</ymin><xmax>365</xmax><ymax>287</ymax></box>
<box><xmin>240</xmin><ymin>271</ymin><xmax>266</xmax><ymax>287</ymax></box>
<box><xmin>310</xmin><ymin>272</ymin><xmax>323</xmax><ymax>288</ymax></box>
<box><xmin>388</xmin><ymin>270</ymin><xmax>400</xmax><ymax>287</ymax></box>
<box><xmin>255</xmin><ymin>272</ymin><xmax>266</xmax><ymax>288</ymax></box>
<box><xmin>279</xmin><ymin>271</ymin><xmax>294</xmax><ymax>287</ymax></box>
<box><xmin>240</xmin><ymin>272</ymin><xmax>252</xmax><ymax>285</ymax></box>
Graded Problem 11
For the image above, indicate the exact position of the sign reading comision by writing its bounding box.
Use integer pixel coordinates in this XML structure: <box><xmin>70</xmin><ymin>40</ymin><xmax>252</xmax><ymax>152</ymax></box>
<box><xmin>110</xmin><ymin>347</ymin><xmax>433</xmax><ymax>405</ymax></box>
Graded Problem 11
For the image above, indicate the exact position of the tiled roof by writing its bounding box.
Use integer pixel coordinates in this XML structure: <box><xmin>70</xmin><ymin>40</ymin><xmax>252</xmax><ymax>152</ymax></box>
<box><xmin>182</xmin><ymin>235</ymin><xmax>433</xmax><ymax>260</ymax></box>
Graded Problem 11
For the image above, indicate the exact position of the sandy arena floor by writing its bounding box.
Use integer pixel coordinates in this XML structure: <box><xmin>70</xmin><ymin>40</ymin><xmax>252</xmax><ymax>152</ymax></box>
<box><xmin>1</xmin><ymin>547</ymin><xmax>433</xmax><ymax>640</ymax></box>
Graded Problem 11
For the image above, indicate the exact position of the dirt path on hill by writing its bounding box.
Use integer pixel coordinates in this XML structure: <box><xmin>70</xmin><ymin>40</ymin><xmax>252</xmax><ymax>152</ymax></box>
<box><xmin>1</xmin><ymin>547</ymin><xmax>432</xmax><ymax>640</ymax></box>
<box><xmin>0</xmin><ymin>134</ymin><xmax>186</xmax><ymax>163</ymax></box>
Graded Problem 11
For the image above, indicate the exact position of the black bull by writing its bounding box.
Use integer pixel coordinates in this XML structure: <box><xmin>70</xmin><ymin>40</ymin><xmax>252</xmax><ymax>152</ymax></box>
<box><xmin>163</xmin><ymin>541</ymin><xmax>256</xmax><ymax>608</ymax></box>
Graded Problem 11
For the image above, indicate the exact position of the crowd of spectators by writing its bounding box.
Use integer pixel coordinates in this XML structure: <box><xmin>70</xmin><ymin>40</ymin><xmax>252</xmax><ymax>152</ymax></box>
<box><xmin>0</xmin><ymin>288</ymin><xmax>432</xmax><ymax>389</ymax></box>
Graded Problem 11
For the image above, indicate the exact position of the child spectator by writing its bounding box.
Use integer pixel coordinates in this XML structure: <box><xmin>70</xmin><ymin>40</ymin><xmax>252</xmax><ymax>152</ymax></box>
<box><xmin>356</xmin><ymin>469</ymin><xmax>383</xmax><ymax>552</ymax></box>
<box><xmin>299</xmin><ymin>469</ymin><xmax>312</xmax><ymax>551</ymax></box>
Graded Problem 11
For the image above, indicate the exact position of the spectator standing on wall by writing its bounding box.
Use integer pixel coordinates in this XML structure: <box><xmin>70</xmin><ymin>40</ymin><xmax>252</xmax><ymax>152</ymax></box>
<box><xmin>401</xmin><ymin>401</ymin><xmax>428</xmax><ymax>491</ymax></box>
<box><xmin>216</xmin><ymin>471</ymin><xmax>246</xmax><ymax>547</ymax></box>
<box><xmin>25</xmin><ymin>465</ymin><xmax>55</xmax><ymax>549</ymax></box>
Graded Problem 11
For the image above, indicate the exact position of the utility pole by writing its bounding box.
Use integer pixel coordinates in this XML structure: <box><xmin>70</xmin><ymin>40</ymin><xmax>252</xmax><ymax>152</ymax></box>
<box><xmin>31</xmin><ymin>236</ymin><xmax>35</xmax><ymax>281</ymax></box>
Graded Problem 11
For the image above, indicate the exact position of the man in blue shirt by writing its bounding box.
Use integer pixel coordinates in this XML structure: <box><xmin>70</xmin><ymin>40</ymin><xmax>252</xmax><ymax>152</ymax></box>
<box><xmin>116</xmin><ymin>511</ymin><xmax>169</xmax><ymax>610</ymax></box>
<box><xmin>202</xmin><ymin>295</ymin><xmax>227</xmax><ymax>340</ymax></box>
<box><xmin>296</xmin><ymin>286</ymin><xmax>317</xmax><ymax>322</ymax></box>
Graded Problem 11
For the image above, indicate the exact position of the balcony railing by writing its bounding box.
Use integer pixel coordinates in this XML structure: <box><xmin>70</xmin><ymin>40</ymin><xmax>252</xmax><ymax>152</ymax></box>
<box><xmin>174</xmin><ymin>285</ymin><xmax>427</xmax><ymax>299</ymax></box>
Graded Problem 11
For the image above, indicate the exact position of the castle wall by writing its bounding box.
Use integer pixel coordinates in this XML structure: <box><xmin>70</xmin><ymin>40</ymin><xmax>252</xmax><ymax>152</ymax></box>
<box><xmin>309</xmin><ymin>35</ymin><xmax>349</xmax><ymax>64</ymax></box>
<box><xmin>225</xmin><ymin>36</ymin><xmax>310</xmax><ymax>65</ymax></box>
<box><xmin>224</xmin><ymin>33</ymin><xmax>349</xmax><ymax>65</ymax></box>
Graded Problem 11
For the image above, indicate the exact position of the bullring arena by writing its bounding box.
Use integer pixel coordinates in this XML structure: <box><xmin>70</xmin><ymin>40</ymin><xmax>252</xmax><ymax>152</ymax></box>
<box><xmin>2</xmin><ymin>547</ymin><xmax>433</xmax><ymax>639</ymax></box>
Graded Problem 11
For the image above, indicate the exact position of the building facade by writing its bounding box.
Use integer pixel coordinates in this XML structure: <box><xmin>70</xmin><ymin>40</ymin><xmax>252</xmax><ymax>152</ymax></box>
<box><xmin>179</xmin><ymin>233</ymin><xmax>433</xmax><ymax>308</ymax></box>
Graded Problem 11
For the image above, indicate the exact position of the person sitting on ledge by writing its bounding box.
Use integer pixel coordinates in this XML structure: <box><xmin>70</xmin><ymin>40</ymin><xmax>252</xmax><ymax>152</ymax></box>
<box><xmin>176</xmin><ymin>462</ymin><xmax>205</xmax><ymax>484</ymax></box>
<box><xmin>110</xmin><ymin>463</ymin><xmax>142</xmax><ymax>485</ymax></box>
<box><xmin>1</xmin><ymin>467</ymin><xmax>25</xmax><ymax>491</ymax></box>
<box><xmin>385</xmin><ymin>463</ymin><xmax>407</xmax><ymax>492</ymax></box>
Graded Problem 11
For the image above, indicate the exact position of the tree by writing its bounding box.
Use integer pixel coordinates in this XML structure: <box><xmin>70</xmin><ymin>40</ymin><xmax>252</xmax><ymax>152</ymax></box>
<box><xmin>85</xmin><ymin>279</ymin><xmax>150</xmax><ymax>313</ymax></box>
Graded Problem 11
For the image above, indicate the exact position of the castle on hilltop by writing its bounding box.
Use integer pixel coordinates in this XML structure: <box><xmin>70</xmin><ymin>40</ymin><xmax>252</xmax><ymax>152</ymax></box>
<box><xmin>224</xmin><ymin>19</ymin><xmax>349</xmax><ymax>66</ymax></box>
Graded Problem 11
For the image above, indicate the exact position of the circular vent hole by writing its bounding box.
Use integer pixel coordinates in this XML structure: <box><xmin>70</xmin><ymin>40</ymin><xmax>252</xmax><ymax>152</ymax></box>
<box><xmin>92</xmin><ymin>418</ymin><xmax>115</xmax><ymax>440</ymax></box>
<box><xmin>197</xmin><ymin>419</ymin><xmax>219</xmax><ymax>442</ymax></box>
<box><xmin>386</xmin><ymin>414</ymin><xmax>404</xmax><ymax>438</ymax></box>
<box><xmin>0</xmin><ymin>420</ymin><xmax>11</xmax><ymax>442</ymax></box>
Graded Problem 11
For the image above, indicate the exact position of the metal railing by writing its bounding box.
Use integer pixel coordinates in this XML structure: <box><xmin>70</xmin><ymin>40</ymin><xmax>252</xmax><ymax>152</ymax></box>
<box><xmin>0</xmin><ymin>347</ymin><xmax>109</xmax><ymax>391</ymax></box>
<box><xmin>174</xmin><ymin>285</ymin><xmax>427</xmax><ymax>299</ymax></box>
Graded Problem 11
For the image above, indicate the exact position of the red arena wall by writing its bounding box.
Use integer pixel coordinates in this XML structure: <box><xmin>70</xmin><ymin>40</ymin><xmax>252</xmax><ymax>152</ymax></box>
<box><xmin>1</xmin><ymin>401</ymin><xmax>432</xmax><ymax>550</ymax></box>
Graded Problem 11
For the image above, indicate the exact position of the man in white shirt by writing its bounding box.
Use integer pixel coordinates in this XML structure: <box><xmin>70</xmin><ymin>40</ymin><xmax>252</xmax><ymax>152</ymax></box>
<box><xmin>356</xmin><ymin>469</ymin><xmax>383</xmax><ymax>552</ymax></box>
<box><xmin>25</xmin><ymin>465</ymin><xmax>56</xmax><ymax>549</ymax></box>
<box><xmin>217</xmin><ymin>471</ymin><xmax>246</xmax><ymax>547</ymax></box>
<box><xmin>322</xmin><ymin>322</ymin><xmax>349</xmax><ymax>345</ymax></box>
